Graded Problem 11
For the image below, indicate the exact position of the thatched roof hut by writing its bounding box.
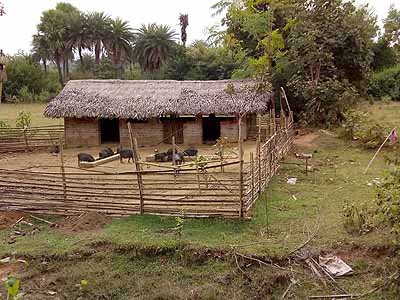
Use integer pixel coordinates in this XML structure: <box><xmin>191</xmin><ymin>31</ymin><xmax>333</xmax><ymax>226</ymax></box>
<box><xmin>44</xmin><ymin>79</ymin><xmax>273</xmax><ymax>120</ymax></box>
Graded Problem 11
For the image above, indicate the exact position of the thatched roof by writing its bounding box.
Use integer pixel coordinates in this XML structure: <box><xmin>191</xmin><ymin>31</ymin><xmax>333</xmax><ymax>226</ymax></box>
<box><xmin>44</xmin><ymin>79</ymin><xmax>273</xmax><ymax>119</ymax></box>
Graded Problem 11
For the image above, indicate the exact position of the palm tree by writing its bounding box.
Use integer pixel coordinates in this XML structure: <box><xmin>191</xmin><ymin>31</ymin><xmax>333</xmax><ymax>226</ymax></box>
<box><xmin>32</xmin><ymin>34</ymin><xmax>52</xmax><ymax>74</ymax></box>
<box><xmin>133</xmin><ymin>23</ymin><xmax>178</xmax><ymax>73</ymax></box>
<box><xmin>179</xmin><ymin>14</ymin><xmax>189</xmax><ymax>47</ymax></box>
<box><xmin>86</xmin><ymin>12</ymin><xmax>111</xmax><ymax>64</ymax></box>
<box><xmin>66</xmin><ymin>13</ymin><xmax>91</xmax><ymax>66</ymax></box>
<box><xmin>106</xmin><ymin>18</ymin><xmax>134</xmax><ymax>67</ymax></box>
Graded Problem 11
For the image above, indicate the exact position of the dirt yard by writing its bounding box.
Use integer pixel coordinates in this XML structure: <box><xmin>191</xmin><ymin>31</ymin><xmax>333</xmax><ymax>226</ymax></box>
<box><xmin>0</xmin><ymin>141</ymin><xmax>258</xmax><ymax>172</ymax></box>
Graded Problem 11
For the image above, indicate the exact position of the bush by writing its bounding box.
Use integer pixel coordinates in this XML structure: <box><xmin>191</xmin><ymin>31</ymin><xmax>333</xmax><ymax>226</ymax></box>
<box><xmin>289</xmin><ymin>77</ymin><xmax>359</xmax><ymax>126</ymax></box>
<box><xmin>369</xmin><ymin>64</ymin><xmax>400</xmax><ymax>100</ymax></box>
<box><xmin>0</xmin><ymin>120</ymin><xmax>10</xmax><ymax>128</ymax></box>
<box><xmin>340</xmin><ymin>110</ymin><xmax>389</xmax><ymax>149</ymax></box>
<box><xmin>15</xmin><ymin>110</ymin><xmax>32</xmax><ymax>128</ymax></box>
<box><xmin>375</xmin><ymin>165</ymin><xmax>400</xmax><ymax>241</ymax></box>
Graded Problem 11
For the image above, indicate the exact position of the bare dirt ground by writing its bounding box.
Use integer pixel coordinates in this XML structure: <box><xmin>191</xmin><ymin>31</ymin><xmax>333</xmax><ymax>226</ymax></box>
<box><xmin>293</xmin><ymin>129</ymin><xmax>319</xmax><ymax>150</ymax></box>
<box><xmin>0</xmin><ymin>141</ymin><xmax>258</xmax><ymax>172</ymax></box>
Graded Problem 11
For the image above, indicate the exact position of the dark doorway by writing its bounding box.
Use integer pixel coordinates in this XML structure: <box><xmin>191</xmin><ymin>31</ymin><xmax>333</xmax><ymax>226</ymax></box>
<box><xmin>100</xmin><ymin>119</ymin><xmax>120</xmax><ymax>143</ymax></box>
<box><xmin>162</xmin><ymin>118</ymin><xmax>184</xmax><ymax>144</ymax></box>
<box><xmin>202</xmin><ymin>114</ymin><xmax>221</xmax><ymax>143</ymax></box>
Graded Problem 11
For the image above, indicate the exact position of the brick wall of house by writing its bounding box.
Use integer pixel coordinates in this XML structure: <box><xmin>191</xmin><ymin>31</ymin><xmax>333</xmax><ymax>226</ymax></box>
<box><xmin>64</xmin><ymin>118</ymin><xmax>100</xmax><ymax>148</ymax></box>
<box><xmin>183</xmin><ymin>117</ymin><xmax>202</xmax><ymax>145</ymax></box>
<box><xmin>119</xmin><ymin>119</ymin><xmax>164</xmax><ymax>147</ymax></box>
<box><xmin>220</xmin><ymin>118</ymin><xmax>246</xmax><ymax>142</ymax></box>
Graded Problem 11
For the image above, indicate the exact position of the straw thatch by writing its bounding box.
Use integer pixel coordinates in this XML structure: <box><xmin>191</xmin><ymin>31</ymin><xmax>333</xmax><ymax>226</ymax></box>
<box><xmin>44</xmin><ymin>79</ymin><xmax>273</xmax><ymax>120</ymax></box>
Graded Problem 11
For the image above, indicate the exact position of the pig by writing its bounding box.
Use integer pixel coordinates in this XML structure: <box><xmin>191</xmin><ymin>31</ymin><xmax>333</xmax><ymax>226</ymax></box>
<box><xmin>117</xmin><ymin>145</ymin><xmax>133</xmax><ymax>163</ymax></box>
<box><xmin>78</xmin><ymin>153</ymin><xmax>95</xmax><ymax>163</ymax></box>
<box><xmin>154</xmin><ymin>152</ymin><xmax>167</xmax><ymax>162</ymax></box>
<box><xmin>98</xmin><ymin>147</ymin><xmax>114</xmax><ymax>159</ymax></box>
<box><xmin>183</xmin><ymin>148</ymin><xmax>198</xmax><ymax>157</ymax></box>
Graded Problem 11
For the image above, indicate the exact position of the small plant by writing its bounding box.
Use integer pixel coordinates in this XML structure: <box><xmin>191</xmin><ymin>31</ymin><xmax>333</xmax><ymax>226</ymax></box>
<box><xmin>0</xmin><ymin>120</ymin><xmax>10</xmax><ymax>128</ymax></box>
<box><xmin>5</xmin><ymin>276</ymin><xmax>23</xmax><ymax>300</ymax></box>
<box><xmin>343</xmin><ymin>202</ymin><xmax>372</xmax><ymax>235</ymax></box>
<box><xmin>174</xmin><ymin>216</ymin><xmax>185</xmax><ymax>237</ymax></box>
<box><xmin>15</xmin><ymin>111</ymin><xmax>32</xmax><ymax>128</ymax></box>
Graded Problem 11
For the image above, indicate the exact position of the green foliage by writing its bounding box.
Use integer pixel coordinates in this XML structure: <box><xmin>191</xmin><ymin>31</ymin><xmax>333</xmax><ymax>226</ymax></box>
<box><xmin>5</xmin><ymin>276</ymin><xmax>22</xmax><ymax>300</ymax></box>
<box><xmin>343</xmin><ymin>202</ymin><xmax>372</xmax><ymax>235</ymax></box>
<box><xmin>372</xmin><ymin>38</ymin><xmax>398</xmax><ymax>71</ymax></box>
<box><xmin>174</xmin><ymin>216</ymin><xmax>185</xmax><ymax>237</ymax></box>
<box><xmin>0</xmin><ymin>120</ymin><xmax>10</xmax><ymax>128</ymax></box>
<box><xmin>290</xmin><ymin>78</ymin><xmax>359</xmax><ymax>126</ymax></box>
<box><xmin>133</xmin><ymin>23</ymin><xmax>177</xmax><ymax>73</ymax></box>
<box><xmin>375</xmin><ymin>165</ymin><xmax>400</xmax><ymax>242</ymax></box>
<box><xmin>15</xmin><ymin>110</ymin><xmax>32</xmax><ymax>128</ymax></box>
<box><xmin>340</xmin><ymin>109</ymin><xmax>388</xmax><ymax>149</ymax></box>
<box><xmin>369</xmin><ymin>64</ymin><xmax>400</xmax><ymax>100</ymax></box>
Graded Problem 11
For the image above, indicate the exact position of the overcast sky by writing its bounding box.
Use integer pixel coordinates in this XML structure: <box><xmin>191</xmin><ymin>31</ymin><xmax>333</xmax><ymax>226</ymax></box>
<box><xmin>0</xmin><ymin>0</ymin><xmax>399</xmax><ymax>55</ymax></box>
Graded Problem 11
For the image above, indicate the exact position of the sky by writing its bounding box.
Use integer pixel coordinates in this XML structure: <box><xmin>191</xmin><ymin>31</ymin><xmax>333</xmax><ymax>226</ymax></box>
<box><xmin>0</xmin><ymin>0</ymin><xmax>399</xmax><ymax>55</ymax></box>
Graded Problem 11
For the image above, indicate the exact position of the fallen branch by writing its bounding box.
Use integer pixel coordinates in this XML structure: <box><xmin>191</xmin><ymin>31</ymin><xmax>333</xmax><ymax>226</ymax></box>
<box><xmin>281</xmin><ymin>281</ymin><xmax>294</xmax><ymax>299</ymax></box>
<box><xmin>11</xmin><ymin>217</ymin><xmax>24</xmax><ymax>227</ymax></box>
<box><xmin>30</xmin><ymin>215</ymin><xmax>56</xmax><ymax>226</ymax></box>
<box><xmin>233</xmin><ymin>252</ymin><xmax>252</xmax><ymax>281</ymax></box>
<box><xmin>309</xmin><ymin>294</ymin><xmax>358</xmax><ymax>299</ymax></box>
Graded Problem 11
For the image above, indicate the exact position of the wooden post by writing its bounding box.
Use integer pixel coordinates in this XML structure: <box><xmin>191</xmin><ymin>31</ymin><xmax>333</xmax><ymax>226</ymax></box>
<box><xmin>364</xmin><ymin>128</ymin><xmax>396</xmax><ymax>174</ymax></box>
<box><xmin>128</xmin><ymin>122</ymin><xmax>145</xmax><ymax>214</ymax></box>
<box><xmin>172</xmin><ymin>136</ymin><xmax>177</xmax><ymax>183</ymax></box>
<box><xmin>257</xmin><ymin>138</ymin><xmax>262</xmax><ymax>194</ymax></box>
<box><xmin>0</xmin><ymin>82</ymin><xmax>2</xmax><ymax>104</ymax></box>
<box><xmin>23</xmin><ymin>127</ymin><xmax>29</xmax><ymax>152</ymax></box>
<box><xmin>59</xmin><ymin>137</ymin><xmax>67</xmax><ymax>204</ymax></box>
<box><xmin>250</xmin><ymin>152</ymin><xmax>254</xmax><ymax>202</ymax></box>
<box><xmin>196</xmin><ymin>163</ymin><xmax>202</xmax><ymax>194</ymax></box>
<box><xmin>238</xmin><ymin>114</ymin><xmax>244</xmax><ymax>218</ymax></box>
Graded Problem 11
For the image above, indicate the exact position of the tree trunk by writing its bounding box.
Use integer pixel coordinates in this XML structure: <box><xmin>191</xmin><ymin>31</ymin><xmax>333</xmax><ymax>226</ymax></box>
<box><xmin>65</xmin><ymin>58</ymin><xmax>70</xmax><ymax>82</ymax></box>
<box><xmin>43</xmin><ymin>59</ymin><xmax>47</xmax><ymax>75</ymax></box>
<box><xmin>55</xmin><ymin>54</ymin><xmax>64</xmax><ymax>87</ymax></box>
<box><xmin>95</xmin><ymin>41</ymin><xmax>101</xmax><ymax>65</ymax></box>
<box><xmin>78</xmin><ymin>47</ymin><xmax>84</xmax><ymax>66</ymax></box>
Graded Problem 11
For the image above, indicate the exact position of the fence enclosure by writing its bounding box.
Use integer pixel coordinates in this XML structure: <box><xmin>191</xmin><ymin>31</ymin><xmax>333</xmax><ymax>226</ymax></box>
<box><xmin>0</xmin><ymin>119</ymin><xmax>293</xmax><ymax>219</ymax></box>
<box><xmin>0</xmin><ymin>125</ymin><xmax>64</xmax><ymax>153</ymax></box>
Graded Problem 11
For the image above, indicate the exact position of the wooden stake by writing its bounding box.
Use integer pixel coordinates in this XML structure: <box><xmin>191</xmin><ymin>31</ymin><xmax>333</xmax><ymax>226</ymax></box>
<box><xmin>23</xmin><ymin>127</ymin><xmax>29</xmax><ymax>152</ymax></box>
<box><xmin>196</xmin><ymin>163</ymin><xmax>202</xmax><ymax>194</ymax></box>
<box><xmin>59</xmin><ymin>137</ymin><xmax>67</xmax><ymax>204</ymax></box>
<box><xmin>364</xmin><ymin>128</ymin><xmax>396</xmax><ymax>174</ymax></box>
<box><xmin>128</xmin><ymin>122</ymin><xmax>144</xmax><ymax>214</ymax></box>
<box><xmin>257</xmin><ymin>138</ymin><xmax>262</xmax><ymax>194</ymax></box>
<box><xmin>238</xmin><ymin>114</ymin><xmax>244</xmax><ymax>218</ymax></box>
<box><xmin>172</xmin><ymin>136</ymin><xmax>177</xmax><ymax>182</ymax></box>
<box><xmin>250</xmin><ymin>152</ymin><xmax>254</xmax><ymax>202</ymax></box>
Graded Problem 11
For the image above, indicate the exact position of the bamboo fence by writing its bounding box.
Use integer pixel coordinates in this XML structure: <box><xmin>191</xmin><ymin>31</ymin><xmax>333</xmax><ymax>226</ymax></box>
<box><xmin>0</xmin><ymin>125</ymin><xmax>64</xmax><ymax>153</ymax></box>
<box><xmin>0</xmin><ymin>119</ymin><xmax>293</xmax><ymax>219</ymax></box>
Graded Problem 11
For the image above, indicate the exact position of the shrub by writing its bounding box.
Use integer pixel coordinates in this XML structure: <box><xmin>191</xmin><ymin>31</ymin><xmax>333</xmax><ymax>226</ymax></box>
<box><xmin>369</xmin><ymin>64</ymin><xmax>400</xmax><ymax>100</ymax></box>
<box><xmin>375</xmin><ymin>165</ymin><xmax>400</xmax><ymax>241</ymax></box>
<box><xmin>15</xmin><ymin>110</ymin><xmax>32</xmax><ymax>128</ymax></box>
<box><xmin>289</xmin><ymin>77</ymin><xmax>359</xmax><ymax>126</ymax></box>
<box><xmin>0</xmin><ymin>120</ymin><xmax>10</xmax><ymax>128</ymax></box>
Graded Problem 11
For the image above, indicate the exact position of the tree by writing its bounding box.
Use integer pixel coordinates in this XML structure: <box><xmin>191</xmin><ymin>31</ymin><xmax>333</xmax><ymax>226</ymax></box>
<box><xmin>66</xmin><ymin>12</ymin><xmax>91</xmax><ymax>66</ymax></box>
<box><xmin>383</xmin><ymin>5</ymin><xmax>400</xmax><ymax>59</ymax></box>
<box><xmin>87</xmin><ymin>12</ymin><xmax>111</xmax><ymax>65</ymax></box>
<box><xmin>106</xmin><ymin>18</ymin><xmax>134</xmax><ymax>68</ymax></box>
<box><xmin>372</xmin><ymin>38</ymin><xmax>398</xmax><ymax>71</ymax></box>
<box><xmin>32</xmin><ymin>34</ymin><xmax>52</xmax><ymax>74</ymax></box>
<box><xmin>36</xmin><ymin>3</ymin><xmax>81</xmax><ymax>86</ymax></box>
<box><xmin>179</xmin><ymin>14</ymin><xmax>189</xmax><ymax>47</ymax></box>
<box><xmin>0</xmin><ymin>1</ymin><xmax>4</xmax><ymax>16</ymax></box>
<box><xmin>133</xmin><ymin>23</ymin><xmax>177</xmax><ymax>73</ymax></box>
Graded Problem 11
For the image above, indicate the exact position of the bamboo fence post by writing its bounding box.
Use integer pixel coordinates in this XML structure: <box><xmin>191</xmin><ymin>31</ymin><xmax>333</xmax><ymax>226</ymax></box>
<box><xmin>238</xmin><ymin>114</ymin><xmax>244</xmax><ymax>218</ymax></box>
<box><xmin>257</xmin><ymin>138</ymin><xmax>262</xmax><ymax>194</ymax></box>
<box><xmin>127</xmin><ymin>122</ymin><xmax>144</xmax><ymax>214</ymax></box>
<box><xmin>250</xmin><ymin>152</ymin><xmax>254</xmax><ymax>203</ymax></box>
<box><xmin>23</xmin><ymin>127</ymin><xmax>29</xmax><ymax>152</ymax></box>
<box><xmin>196</xmin><ymin>163</ymin><xmax>202</xmax><ymax>194</ymax></box>
<box><xmin>172</xmin><ymin>136</ymin><xmax>177</xmax><ymax>183</ymax></box>
<box><xmin>59</xmin><ymin>137</ymin><xmax>67</xmax><ymax>204</ymax></box>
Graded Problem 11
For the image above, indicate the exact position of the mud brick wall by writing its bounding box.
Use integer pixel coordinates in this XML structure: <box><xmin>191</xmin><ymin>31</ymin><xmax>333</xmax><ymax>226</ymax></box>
<box><xmin>183</xmin><ymin>117</ymin><xmax>202</xmax><ymax>145</ymax></box>
<box><xmin>64</xmin><ymin>118</ymin><xmax>100</xmax><ymax>148</ymax></box>
<box><xmin>119</xmin><ymin>119</ymin><xmax>164</xmax><ymax>147</ymax></box>
<box><xmin>220</xmin><ymin>119</ymin><xmax>247</xmax><ymax>142</ymax></box>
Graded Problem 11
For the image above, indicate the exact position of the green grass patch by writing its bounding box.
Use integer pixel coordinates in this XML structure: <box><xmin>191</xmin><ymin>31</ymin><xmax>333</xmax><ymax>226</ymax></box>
<box><xmin>0</xmin><ymin>103</ymin><xmax>61</xmax><ymax>127</ymax></box>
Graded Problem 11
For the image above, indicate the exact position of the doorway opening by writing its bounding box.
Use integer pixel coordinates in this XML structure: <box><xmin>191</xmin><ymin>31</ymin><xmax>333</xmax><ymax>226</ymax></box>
<box><xmin>100</xmin><ymin>118</ymin><xmax>120</xmax><ymax>143</ymax></box>
<box><xmin>202</xmin><ymin>114</ymin><xmax>220</xmax><ymax>143</ymax></box>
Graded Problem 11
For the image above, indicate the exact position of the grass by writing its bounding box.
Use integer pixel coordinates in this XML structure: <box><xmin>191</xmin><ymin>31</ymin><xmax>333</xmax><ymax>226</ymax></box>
<box><xmin>0</xmin><ymin>101</ymin><xmax>399</xmax><ymax>298</ymax></box>
<box><xmin>0</xmin><ymin>103</ymin><xmax>62</xmax><ymax>127</ymax></box>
